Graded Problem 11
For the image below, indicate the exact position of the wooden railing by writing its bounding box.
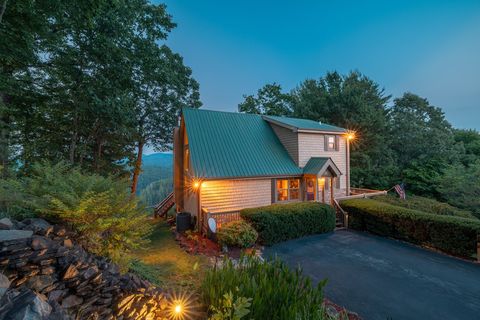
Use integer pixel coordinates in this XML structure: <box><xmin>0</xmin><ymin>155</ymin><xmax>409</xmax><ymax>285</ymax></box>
<box><xmin>154</xmin><ymin>192</ymin><xmax>174</xmax><ymax>218</ymax></box>
<box><xmin>200</xmin><ymin>208</ymin><xmax>241</xmax><ymax>234</ymax></box>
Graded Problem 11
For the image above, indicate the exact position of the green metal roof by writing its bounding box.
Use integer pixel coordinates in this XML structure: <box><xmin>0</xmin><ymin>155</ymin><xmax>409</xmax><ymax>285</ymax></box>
<box><xmin>303</xmin><ymin>157</ymin><xmax>342</xmax><ymax>176</ymax></box>
<box><xmin>183</xmin><ymin>108</ymin><xmax>302</xmax><ymax>179</ymax></box>
<box><xmin>263</xmin><ymin>115</ymin><xmax>346</xmax><ymax>132</ymax></box>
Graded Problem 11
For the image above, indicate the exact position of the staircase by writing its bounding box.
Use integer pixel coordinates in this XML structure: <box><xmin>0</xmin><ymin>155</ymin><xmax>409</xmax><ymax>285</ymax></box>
<box><xmin>332</xmin><ymin>199</ymin><xmax>347</xmax><ymax>229</ymax></box>
<box><xmin>154</xmin><ymin>192</ymin><xmax>175</xmax><ymax>218</ymax></box>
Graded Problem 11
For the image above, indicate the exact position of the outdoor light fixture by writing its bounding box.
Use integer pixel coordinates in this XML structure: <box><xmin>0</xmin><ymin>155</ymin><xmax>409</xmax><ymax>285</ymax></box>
<box><xmin>167</xmin><ymin>292</ymin><xmax>197</xmax><ymax>320</ymax></box>
<box><xmin>193</xmin><ymin>181</ymin><xmax>200</xmax><ymax>189</ymax></box>
<box><xmin>347</xmin><ymin>132</ymin><xmax>356</xmax><ymax>140</ymax></box>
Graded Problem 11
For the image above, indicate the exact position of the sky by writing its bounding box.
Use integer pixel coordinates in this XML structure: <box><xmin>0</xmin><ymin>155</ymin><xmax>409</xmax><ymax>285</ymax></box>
<box><xmin>158</xmin><ymin>0</ymin><xmax>480</xmax><ymax>130</ymax></box>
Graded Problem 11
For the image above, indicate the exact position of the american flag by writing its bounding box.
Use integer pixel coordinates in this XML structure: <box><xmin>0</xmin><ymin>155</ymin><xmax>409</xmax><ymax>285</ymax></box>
<box><xmin>394</xmin><ymin>183</ymin><xmax>406</xmax><ymax>200</ymax></box>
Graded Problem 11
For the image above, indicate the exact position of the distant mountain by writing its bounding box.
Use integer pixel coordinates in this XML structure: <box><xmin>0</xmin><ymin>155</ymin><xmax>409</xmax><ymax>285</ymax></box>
<box><xmin>137</xmin><ymin>152</ymin><xmax>173</xmax><ymax>197</ymax></box>
<box><xmin>142</xmin><ymin>152</ymin><xmax>173</xmax><ymax>167</ymax></box>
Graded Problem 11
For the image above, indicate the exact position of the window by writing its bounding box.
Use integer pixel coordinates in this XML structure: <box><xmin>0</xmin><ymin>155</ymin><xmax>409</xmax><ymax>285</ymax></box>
<box><xmin>184</xmin><ymin>146</ymin><xmax>190</xmax><ymax>172</ymax></box>
<box><xmin>326</xmin><ymin>135</ymin><xmax>336</xmax><ymax>151</ymax></box>
<box><xmin>276</xmin><ymin>179</ymin><xmax>300</xmax><ymax>202</ymax></box>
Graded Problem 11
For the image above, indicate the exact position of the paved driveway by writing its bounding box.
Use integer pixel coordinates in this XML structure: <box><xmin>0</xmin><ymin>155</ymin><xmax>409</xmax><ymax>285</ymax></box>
<box><xmin>264</xmin><ymin>230</ymin><xmax>480</xmax><ymax>320</ymax></box>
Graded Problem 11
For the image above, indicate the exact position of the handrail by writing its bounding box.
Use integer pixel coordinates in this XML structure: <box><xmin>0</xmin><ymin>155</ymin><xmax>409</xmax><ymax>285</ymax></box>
<box><xmin>333</xmin><ymin>199</ymin><xmax>348</xmax><ymax>228</ymax></box>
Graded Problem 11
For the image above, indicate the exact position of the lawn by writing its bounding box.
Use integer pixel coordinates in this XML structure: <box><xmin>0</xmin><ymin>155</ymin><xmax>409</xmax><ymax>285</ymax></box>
<box><xmin>130</xmin><ymin>219</ymin><xmax>209</xmax><ymax>290</ymax></box>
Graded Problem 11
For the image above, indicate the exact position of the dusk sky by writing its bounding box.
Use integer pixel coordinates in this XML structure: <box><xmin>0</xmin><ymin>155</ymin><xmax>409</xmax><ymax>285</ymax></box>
<box><xmin>160</xmin><ymin>0</ymin><xmax>480</xmax><ymax>130</ymax></box>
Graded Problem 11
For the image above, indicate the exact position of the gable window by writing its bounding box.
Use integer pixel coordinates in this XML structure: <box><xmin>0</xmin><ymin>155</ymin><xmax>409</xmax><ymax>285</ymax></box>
<box><xmin>276</xmin><ymin>179</ymin><xmax>300</xmax><ymax>201</ymax></box>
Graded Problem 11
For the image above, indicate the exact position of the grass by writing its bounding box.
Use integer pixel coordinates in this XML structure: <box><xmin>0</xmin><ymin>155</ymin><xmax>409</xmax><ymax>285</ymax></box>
<box><xmin>130</xmin><ymin>218</ymin><xmax>209</xmax><ymax>290</ymax></box>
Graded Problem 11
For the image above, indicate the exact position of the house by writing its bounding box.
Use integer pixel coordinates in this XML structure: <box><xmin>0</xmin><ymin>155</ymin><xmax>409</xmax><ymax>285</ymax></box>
<box><xmin>172</xmin><ymin>108</ymin><xmax>355</xmax><ymax>230</ymax></box>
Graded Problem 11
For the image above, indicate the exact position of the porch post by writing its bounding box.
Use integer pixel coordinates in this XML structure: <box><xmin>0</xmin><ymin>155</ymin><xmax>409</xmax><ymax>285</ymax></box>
<box><xmin>330</xmin><ymin>177</ymin><xmax>334</xmax><ymax>205</ymax></box>
<box><xmin>346</xmin><ymin>136</ymin><xmax>351</xmax><ymax>196</ymax></box>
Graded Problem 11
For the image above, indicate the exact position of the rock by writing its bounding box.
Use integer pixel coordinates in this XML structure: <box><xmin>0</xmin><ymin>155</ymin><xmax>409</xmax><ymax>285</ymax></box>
<box><xmin>0</xmin><ymin>288</ymin><xmax>52</xmax><ymax>320</ymax></box>
<box><xmin>53</xmin><ymin>225</ymin><xmax>67</xmax><ymax>237</ymax></box>
<box><xmin>22</xmin><ymin>218</ymin><xmax>53</xmax><ymax>236</ymax></box>
<box><xmin>30</xmin><ymin>236</ymin><xmax>52</xmax><ymax>250</ymax></box>
<box><xmin>61</xmin><ymin>294</ymin><xmax>83</xmax><ymax>308</ymax></box>
<box><xmin>0</xmin><ymin>272</ymin><xmax>11</xmax><ymax>299</ymax></box>
<box><xmin>26</xmin><ymin>275</ymin><xmax>56</xmax><ymax>292</ymax></box>
<box><xmin>62</xmin><ymin>265</ymin><xmax>79</xmax><ymax>280</ymax></box>
<box><xmin>0</xmin><ymin>230</ymin><xmax>33</xmax><ymax>242</ymax></box>
<box><xmin>0</xmin><ymin>218</ymin><xmax>14</xmax><ymax>230</ymax></box>
<box><xmin>48</xmin><ymin>289</ymin><xmax>65</xmax><ymax>303</ymax></box>
<box><xmin>82</xmin><ymin>266</ymin><xmax>98</xmax><ymax>280</ymax></box>
<box><xmin>63</xmin><ymin>239</ymin><xmax>73</xmax><ymax>248</ymax></box>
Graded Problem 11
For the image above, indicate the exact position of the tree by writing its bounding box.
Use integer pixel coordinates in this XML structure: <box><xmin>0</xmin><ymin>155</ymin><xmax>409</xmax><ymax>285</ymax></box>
<box><xmin>130</xmin><ymin>44</ymin><xmax>201</xmax><ymax>194</ymax></box>
<box><xmin>388</xmin><ymin>93</ymin><xmax>460</xmax><ymax>196</ymax></box>
<box><xmin>238</xmin><ymin>83</ymin><xmax>292</xmax><ymax>116</ymax></box>
<box><xmin>437</xmin><ymin>161</ymin><xmax>480</xmax><ymax>218</ymax></box>
<box><xmin>454</xmin><ymin>129</ymin><xmax>480</xmax><ymax>166</ymax></box>
<box><xmin>292</xmin><ymin>71</ymin><xmax>395</xmax><ymax>188</ymax></box>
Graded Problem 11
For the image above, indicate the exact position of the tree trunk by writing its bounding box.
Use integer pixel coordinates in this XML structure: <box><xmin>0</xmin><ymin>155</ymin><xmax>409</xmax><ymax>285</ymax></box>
<box><xmin>0</xmin><ymin>0</ymin><xmax>8</xmax><ymax>24</ymax></box>
<box><xmin>69</xmin><ymin>111</ymin><xmax>78</xmax><ymax>164</ymax></box>
<box><xmin>131</xmin><ymin>140</ymin><xmax>144</xmax><ymax>195</ymax></box>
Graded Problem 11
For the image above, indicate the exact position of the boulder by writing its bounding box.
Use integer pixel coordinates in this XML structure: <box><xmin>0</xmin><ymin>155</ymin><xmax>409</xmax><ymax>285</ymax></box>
<box><xmin>31</xmin><ymin>236</ymin><xmax>53</xmax><ymax>250</ymax></box>
<box><xmin>0</xmin><ymin>218</ymin><xmax>14</xmax><ymax>230</ymax></box>
<box><xmin>0</xmin><ymin>230</ymin><xmax>33</xmax><ymax>242</ymax></box>
<box><xmin>0</xmin><ymin>272</ymin><xmax>11</xmax><ymax>299</ymax></box>
<box><xmin>26</xmin><ymin>274</ymin><xmax>56</xmax><ymax>292</ymax></box>
<box><xmin>0</xmin><ymin>288</ymin><xmax>52</xmax><ymax>320</ymax></box>
<box><xmin>22</xmin><ymin>218</ymin><xmax>53</xmax><ymax>236</ymax></box>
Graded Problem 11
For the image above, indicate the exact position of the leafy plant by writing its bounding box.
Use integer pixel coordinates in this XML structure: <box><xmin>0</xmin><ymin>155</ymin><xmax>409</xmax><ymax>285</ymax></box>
<box><xmin>241</xmin><ymin>202</ymin><xmax>335</xmax><ymax>245</ymax></box>
<box><xmin>201</xmin><ymin>255</ymin><xmax>328</xmax><ymax>319</ymax></box>
<box><xmin>3</xmin><ymin>161</ymin><xmax>152</xmax><ymax>269</ymax></box>
<box><xmin>341</xmin><ymin>198</ymin><xmax>480</xmax><ymax>258</ymax></box>
<box><xmin>209</xmin><ymin>290</ymin><xmax>252</xmax><ymax>320</ymax></box>
<box><xmin>217</xmin><ymin>221</ymin><xmax>258</xmax><ymax>248</ymax></box>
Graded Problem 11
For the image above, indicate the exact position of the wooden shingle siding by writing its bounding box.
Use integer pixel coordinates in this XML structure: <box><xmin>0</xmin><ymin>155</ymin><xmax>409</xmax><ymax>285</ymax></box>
<box><xmin>201</xmin><ymin>179</ymin><xmax>272</xmax><ymax>213</ymax></box>
<box><xmin>269</xmin><ymin>123</ymin><xmax>299</xmax><ymax>165</ymax></box>
<box><xmin>298</xmin><ymin>133</ymin><xmax>347</xmax><ymax>191</ymax></box>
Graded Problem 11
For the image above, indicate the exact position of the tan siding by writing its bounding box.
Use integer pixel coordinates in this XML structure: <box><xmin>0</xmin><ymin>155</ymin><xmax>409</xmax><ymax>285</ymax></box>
<box><xmin>270</xmin><ymin>123</ymin><xmax>299</xmax><ymax>165</ymax></box>
<box><xmin>298</xmin><ymin>133</ymin><xmax>348</xmax><ymax>195</ymax></box>
<box><xmin>201</xmin><ymin>179</ymin><xmax>272</xmax><ymax>213</ymax></box>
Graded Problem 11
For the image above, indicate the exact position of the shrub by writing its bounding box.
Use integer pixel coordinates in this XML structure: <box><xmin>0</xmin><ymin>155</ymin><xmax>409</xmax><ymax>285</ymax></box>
<box><xmin>201</xmin><ymin>255</ymin><xmax>327</xmax><ymax>320</ymax></box>
<box><xmin>341</xmin><ymin>198</ymin><xmax>480</xmax><ymax>258</ymax></box>
<box><xmin>240</xmin><ymin>202</ymin><xmax>335</xmax><ymax>245</ymax></box>
<box><xmin>2</xmin><ymin>161</ymin><xmax>152</xmax><ymax>269</ymax></box>
<box><xmin>217</xmin><ymin>220</ymin><xmax>258</xmax><ymax>248</ymax></box>
<box><xmin>373</xmin><ymin>194</ymin><xmax>476</xmax><ymax>219</ymax></box>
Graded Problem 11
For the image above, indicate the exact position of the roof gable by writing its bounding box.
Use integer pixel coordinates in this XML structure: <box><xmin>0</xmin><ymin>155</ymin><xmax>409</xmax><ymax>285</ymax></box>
<box><xmin>183</xmin><ymin>108</ymin><xmax>302</xmax><ymax>179</ymax></box>
<box><xmin>263</xmin><ymin>115</ymin><xmax>346</xmax><ymax>133</ymax></box>
<box><xmin>303</xmin><ymin>157</ymin><xmax>342</xmax><ymax>176</ymax></box>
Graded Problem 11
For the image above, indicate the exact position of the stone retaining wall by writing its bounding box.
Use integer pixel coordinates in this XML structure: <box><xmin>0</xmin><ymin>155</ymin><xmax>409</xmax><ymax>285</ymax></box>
<box><xmin>0</xmin><ymin>217</ymin><xmax>169</xmax><ymax>320</ymax></box>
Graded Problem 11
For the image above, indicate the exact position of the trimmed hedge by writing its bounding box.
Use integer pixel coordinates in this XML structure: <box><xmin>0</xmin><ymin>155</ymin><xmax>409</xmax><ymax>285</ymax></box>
<box><xmin>373</xmin><ymin>194</ymin><xmax>476</xmax><ymax>219</ymax></box>
<box><xmin>217</xmin><ymin>220</ymin><xmax>258</xmax><ymax>248</ymax></box>
<box><xmin>341</xmin><ymin>198</ymin><xmax>480</xmax><ymax>258</ymax></box>
<box><xmin>240</xmin><ymin>202</ymin><xmax>335</xmax><ymax>245</ymax></box>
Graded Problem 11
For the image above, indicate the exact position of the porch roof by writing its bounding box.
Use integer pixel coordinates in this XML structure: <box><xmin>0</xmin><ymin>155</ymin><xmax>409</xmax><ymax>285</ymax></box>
<box><xmin>303</xmin><ymin>157</ymin><xmax>342</xmax><ymax>176</ymax></box>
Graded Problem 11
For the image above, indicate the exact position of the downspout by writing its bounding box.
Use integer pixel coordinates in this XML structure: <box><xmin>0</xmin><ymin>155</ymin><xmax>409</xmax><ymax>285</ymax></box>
<box><xmin>346</xmin><ymin>136</ymin><xmax>351</xmax><ymax>196</ymax></box>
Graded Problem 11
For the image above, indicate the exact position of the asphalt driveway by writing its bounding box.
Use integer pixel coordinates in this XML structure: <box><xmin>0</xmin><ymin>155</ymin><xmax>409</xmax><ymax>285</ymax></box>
<box><xmin>264</xmin><ymin>230</ymin><xmax>480</xmax><ymax>320</ymax></box>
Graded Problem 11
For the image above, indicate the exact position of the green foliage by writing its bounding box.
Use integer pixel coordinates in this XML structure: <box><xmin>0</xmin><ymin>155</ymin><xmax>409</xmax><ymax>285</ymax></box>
<box><xmin>3</xmin><ymin>161</ymin><xmax>152</xmax><ymax>268</ymax></box>
<box><xmin>208</xmin><ymin>291</ymin><xmax>252</xmax><ymax>320</ymax></box>
<box><xmin>373</xmin><ymin>194</ymin><xmax>476</xmax><ymax>219</ymax></box>
<box><xmin>454</xmin><ymin>129</ymin><xmax>480</xmax><ymax>166</ymax></box>
<box><xmin>341</xmin><ymin>199</ymin><xmax>480</xmax><ymax>258</ymax></box>
<box><xmin>241</xmin><ymin>202</ymin><xmax>335</xmax><ymax>245</ymax></box>
<box><xmin>217</xmin><ymin>221</ymin><xmax>258</xmax><ymax>248</ymax></box>
<box><xmin>436</xmin><ymin>161</ymin><xmax>480</xmax><ymax>219</ymax></box>
<box><xmin>201</xmin><ymin>256</ymin><xmax>327</xmax><ymax>320</ymax></box>
<box><xmin>1</xmin><ymin>0</ymin><xmax>200</xmax><ymax>179</ymax></box>
<box><xmin>238</xmin><ymin>83</ymin><xmax>292</xmax><ymax>116</ymax></box>
<box><xmin>139</xmin><ymin>179</ymin><xmax>172</xmax><ymax>207</ymax></box>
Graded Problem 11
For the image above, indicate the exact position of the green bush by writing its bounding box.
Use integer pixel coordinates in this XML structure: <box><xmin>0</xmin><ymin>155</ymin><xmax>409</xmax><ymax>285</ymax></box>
<box><xmin>1</xmin><ymin>161</ymin><xmax>152</xmax><ymax>269</ymax></box>
<box><xmin>341</xmin><ymin>198</ymin><xmax>480</xmax><ymax>258</ymax></box>
<box><xmin>240</xmin><ymin>202</ymin><xmax>335</xmax><ymax>245</ymax></box>
<box><xmin>373</xmin><ymin>194</ymin><xmax>476</xmax><ymax>219</ymax></box>
<box><xmin>217</xmin><ymin>220</ymin><xmax>258</xmax><ymax>248</ymax></box>
<box><xmin>201</xmin><ymin>255</ymin><xmax>327</xmax><ymax>320</ymax></box>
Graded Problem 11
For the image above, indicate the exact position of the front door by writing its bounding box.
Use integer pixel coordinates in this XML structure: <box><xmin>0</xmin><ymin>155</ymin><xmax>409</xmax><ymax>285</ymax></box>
<box><xmin>306</xmin><ymin>178</ymin><xmax>315</xmax><ymax>201</ymax></box>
